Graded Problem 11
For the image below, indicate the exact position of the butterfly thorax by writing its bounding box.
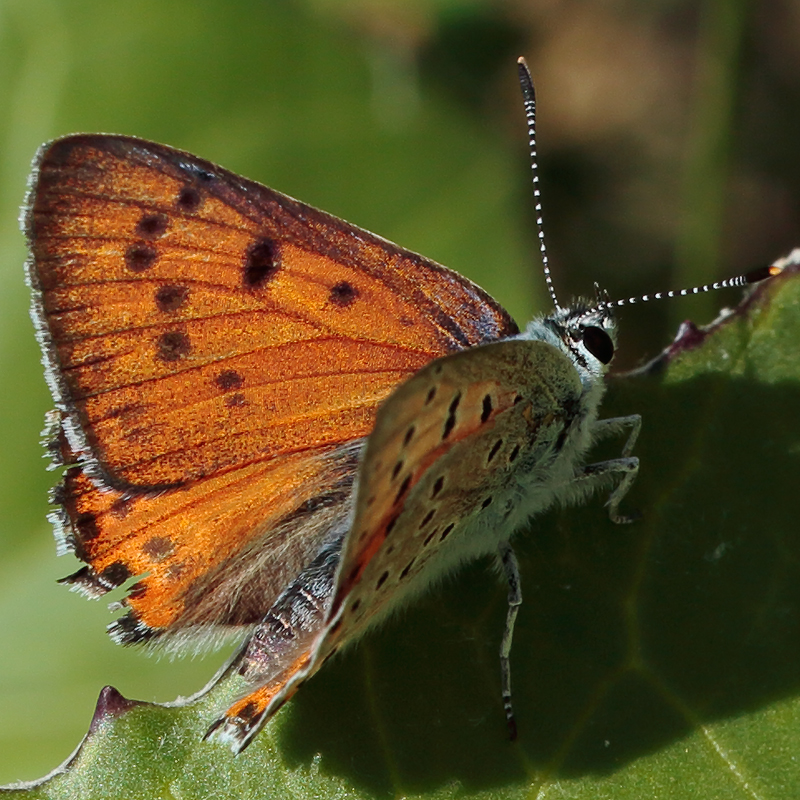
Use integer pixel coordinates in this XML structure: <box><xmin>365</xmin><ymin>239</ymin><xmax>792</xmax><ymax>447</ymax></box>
<box><xmin>492</xmin><ymin>305</ymin><xmax>616</xmax><ymax>528</ymax></box>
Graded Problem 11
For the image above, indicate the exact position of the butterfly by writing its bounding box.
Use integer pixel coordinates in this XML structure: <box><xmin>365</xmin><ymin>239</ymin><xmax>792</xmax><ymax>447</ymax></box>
<box><xmin>23</xmin><ymin>59</ymin><xmax>779</xmax><ymax>753</ymax></box>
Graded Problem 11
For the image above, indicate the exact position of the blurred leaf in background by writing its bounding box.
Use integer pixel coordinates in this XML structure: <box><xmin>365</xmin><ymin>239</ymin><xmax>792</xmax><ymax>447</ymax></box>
<box><xmin>1</xmin><ymin>0</ymin><xmax>799</xmax><ymax>789</ymax></box>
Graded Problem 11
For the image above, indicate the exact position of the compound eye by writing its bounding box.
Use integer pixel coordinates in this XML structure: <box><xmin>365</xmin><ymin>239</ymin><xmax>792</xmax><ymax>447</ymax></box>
<box><xmin>582</xmin><ymin>326</ymin><xmax>614</xmax><ymax>364</ymax></box>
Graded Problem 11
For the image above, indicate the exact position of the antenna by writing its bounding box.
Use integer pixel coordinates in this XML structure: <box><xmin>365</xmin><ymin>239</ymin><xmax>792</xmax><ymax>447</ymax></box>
<box><xmin>517</xmin><ymin>57</ymin><xmax>560</xmax><ymax>311</ymax></box>
<box><xmin>516</xmin><ymin>57</ymin><xmax>789</xmax><ymax>319</ymax></box>
<box><xmin>585</xmin><ymin>262</ymin><xmax>786</xmax><ymax>316</ymax></box>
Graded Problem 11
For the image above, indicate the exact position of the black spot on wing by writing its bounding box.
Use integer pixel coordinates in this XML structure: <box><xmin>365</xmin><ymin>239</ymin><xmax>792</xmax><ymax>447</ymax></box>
<box><xmin>243</xmin><ymin>238</ymin><xmax>279</xmax><ymax>288</ymax></box>
<box><xmin>136</xmin><ymin>212</ymin><xmax>168</xmax><ymax>238</ymax></box>
<box><xmin>125</xmin><ymin>243</ymin><xmax>158</xmax><ymax>272</ymax></box>
<box><xmin>177</xmin><ymin>186</ymin><xmax>202</xmax><ymax>212</ymax></box>
<box><xmin>155</xmin><ymin>285</ymin><xmax>189</xmax><ymax>312</ymax></box>
<box><xmin>215</xmin><ymin>370</ymin><xmax>244</xmax><ymax>391</ymax></box>
<box><xmin>156</xmin><ymin>331</ymin><xmax>190</xmax><ymax>362</ymax></box>
<box><xmin>442</xmin><ymin>392</ymin><xmax>461</xmax><ymax>440</ymax></box>
<box><xmin>481</xmin><ymin>394</ymin><xmax>493</xmax><ymax>423</ymax></box>
<box><xmin>329</xmin><ymin>281</ymin><xmax>359</xmax><ymax>307</ymax></box>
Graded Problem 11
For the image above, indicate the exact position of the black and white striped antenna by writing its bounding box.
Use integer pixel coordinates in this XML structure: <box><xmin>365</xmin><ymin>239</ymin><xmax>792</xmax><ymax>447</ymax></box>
<box><xmin>517</xmin><ymin>57</ymin><xmax>560</xmax><ymax>311</ymax></box>
<box><xmin>516</xmin><ymin>57</ymin><xmax>787</xmax><ymax>316</ymax></box>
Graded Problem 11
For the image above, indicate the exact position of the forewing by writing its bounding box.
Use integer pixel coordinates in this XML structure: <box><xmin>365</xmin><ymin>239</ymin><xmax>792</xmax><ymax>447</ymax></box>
<box><xmin>24</xmin><ymin>134</ymin><xmax>519</xmax><ymax>644</ymax></box>
<box><xmin>25</xmin><ymin>134</ymin><xmax>519</xmax><ymax>491</ymax></box>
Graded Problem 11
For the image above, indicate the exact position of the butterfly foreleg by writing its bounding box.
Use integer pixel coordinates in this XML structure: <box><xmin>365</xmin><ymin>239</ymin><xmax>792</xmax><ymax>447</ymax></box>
<box><xmin>591</xmin><ymin>414</ymin><xmax>642</xmax><ymax>457</ymax></box>
<box><xmin>575</xmin><ymin>414</ymin><xmax>642</xmax><ymax>524</ymax></box>
<box><xmin>586</xmin><ymin>456</ymin><xmax>640</xmax><ymax>524</ymax></box>
<box><xmin>497</xmin><ymin>541</ymin><xmax>522</xmax><ymax>740</ymax></box>
<box><xmin>570</xmin><ymin>414</ymin><xmax>642</xmax><ymax>525</ymax></box>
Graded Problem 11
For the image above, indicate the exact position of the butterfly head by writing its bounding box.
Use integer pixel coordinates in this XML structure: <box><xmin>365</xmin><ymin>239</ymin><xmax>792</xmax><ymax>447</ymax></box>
<box><xmin>521</xmin><ymin>302</ymin><xmax>616</xmax><ymax>392</ymax></box>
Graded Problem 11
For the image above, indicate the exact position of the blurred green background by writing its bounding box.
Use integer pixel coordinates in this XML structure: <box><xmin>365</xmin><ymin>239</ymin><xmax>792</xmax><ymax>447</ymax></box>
<box><xmin>1</xmin><ymin>0</ymin><xmax>799</xmax><ymax>785</ymax></box>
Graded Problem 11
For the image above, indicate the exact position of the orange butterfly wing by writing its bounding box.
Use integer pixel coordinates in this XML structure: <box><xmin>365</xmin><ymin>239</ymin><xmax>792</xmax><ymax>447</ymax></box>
<box><xmin>26</xmin><ymin>135</ymin><xmax>519</xmax><ymax>643</ymax></box>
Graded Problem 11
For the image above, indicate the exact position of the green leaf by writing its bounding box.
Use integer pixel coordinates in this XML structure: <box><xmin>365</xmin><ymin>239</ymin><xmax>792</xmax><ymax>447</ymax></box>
<box><xmin>4</xmin><ymin>267</ymin><xmax>798</xmax><ymax>799</ymax></box>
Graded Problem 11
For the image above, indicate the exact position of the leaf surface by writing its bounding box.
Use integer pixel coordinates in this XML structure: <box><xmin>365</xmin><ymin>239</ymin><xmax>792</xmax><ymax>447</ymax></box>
<box><xmin>4</xmin><ymin>268</ymin><xmax>798</xmax><ymax>800</ymax></box>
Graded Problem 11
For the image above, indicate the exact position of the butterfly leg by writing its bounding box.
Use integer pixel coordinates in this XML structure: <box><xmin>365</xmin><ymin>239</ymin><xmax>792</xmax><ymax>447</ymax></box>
<box><xmin>592</xmin><ymin>414</ymin><xmax>642</xmax><ymax>457</ymax></box>
<box><xmin>498</xmin><ymin>541</ymin><xmax>522</xmax><ymax>740</ymax></box>
<box><xmin>583</xmin><ymin>414</ymin><xmax>642</xmax><ymax>524</ymax></box>
<box><xmin>597</xmin><ymin>457</ymin><xmax>639</xmax><ymax>524</ymax></box>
